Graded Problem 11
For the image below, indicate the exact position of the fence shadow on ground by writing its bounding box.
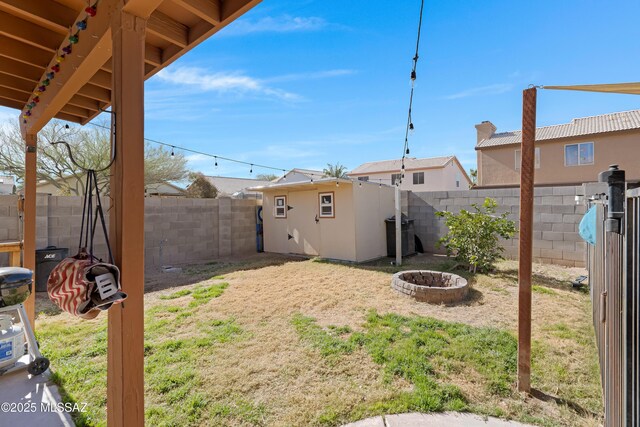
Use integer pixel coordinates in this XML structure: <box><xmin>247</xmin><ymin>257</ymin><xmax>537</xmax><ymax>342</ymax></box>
<box><xmin>491</xmin><ymin>267</ymin><xmax>589</xmax><ymax>294</ymax></box>
<box><xmin>144</xmin><ymin>253</ymin><xmax>307</xmax><ymax>293</ymax></box>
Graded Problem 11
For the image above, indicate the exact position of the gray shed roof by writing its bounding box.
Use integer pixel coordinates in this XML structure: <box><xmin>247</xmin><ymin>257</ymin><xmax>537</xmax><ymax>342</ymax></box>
<box><xmin>477</xmin><ymin>109</ymin><xmax>640</xmax><ymax>149</ymax></box>
<box><xmin>349</xmin><ymin>156</ymin><xmax>454</xmax><ymax>175</ymax></box>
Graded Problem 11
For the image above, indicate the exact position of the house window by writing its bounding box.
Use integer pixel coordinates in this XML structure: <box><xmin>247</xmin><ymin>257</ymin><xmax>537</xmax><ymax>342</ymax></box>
<box><xmin>515</xmin><ymin>148</ymin><xmax>540</xmax><ymax>170</ymax></box>
<box><xmin>318</xmin><ymin>192</ymin><xmax>335</xmax><ymax>218</ymax></box>
<box><xmin>274</xmin><ymin>195</ymin><xmax>287</xmax><ymax>218</ymax></box>
<box><xmin>565</xmin><ymin>142</ymin><xmax>594</xmax><ymax>166</ymax></box>
<box><xmin>456</xmin><ymin>172</ymin><xmax>461</xmax><ymax>188</ymax></box>
<box><xmin>391</xmin><ymin>173</ymin><xmax>402</xmax><ymax>186</ymax></box>
<box><xmin>357</xmin><ymin>176</ymin><xmax>369</xmax><ymax>182</ymax></box>
<box><xmin>412</xmin><ymin>172</ymin><xmax>425</xmax><ymax>185</ymax></box>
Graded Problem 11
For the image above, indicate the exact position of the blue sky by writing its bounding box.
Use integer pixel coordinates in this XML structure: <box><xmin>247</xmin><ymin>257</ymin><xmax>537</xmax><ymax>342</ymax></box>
<box><xmin>2</xmin><ymin>0</ymin><xmax>640</xmax><ymax>178</ymax></box>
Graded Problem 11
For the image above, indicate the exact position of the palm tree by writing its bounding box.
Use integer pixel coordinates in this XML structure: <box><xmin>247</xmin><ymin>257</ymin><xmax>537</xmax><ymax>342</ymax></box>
<box><xmin>323</xmin><ymin>163</ymin><xmax>348</xmax><ymax>178</ymax></box>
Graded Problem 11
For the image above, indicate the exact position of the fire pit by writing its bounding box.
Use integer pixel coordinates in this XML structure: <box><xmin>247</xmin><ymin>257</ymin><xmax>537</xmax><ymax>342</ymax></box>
<box><xmin>391</xmin><ymin>270</ymin><xmax>469</xmax><ymax>304</ymax></box>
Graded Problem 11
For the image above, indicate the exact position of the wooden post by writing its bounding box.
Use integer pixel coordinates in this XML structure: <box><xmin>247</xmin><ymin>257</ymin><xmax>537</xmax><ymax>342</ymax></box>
<box><xmin>107</xmin><ymin>8</ymin><xmax>146</xmax><ymax>427</ymax></box>
<box><xmin>518</xmin><ymin>87</ymin><xmax>536</xmax><ymax>393</ymax></box>
<box><xmin>23</xmin><ymin>133</ymin><xmax>37</xmax><ymax>327</ymax></box>
<box><xmin>395</xmin><ymin>184</ymin><xmax>402</xmax><ymax>266</ymax></box>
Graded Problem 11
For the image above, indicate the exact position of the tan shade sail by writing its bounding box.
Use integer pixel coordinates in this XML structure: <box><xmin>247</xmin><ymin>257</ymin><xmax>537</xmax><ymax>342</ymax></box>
<box><xmin>543</xmin><ymin>82</ymin><xmax>640</xmax><ymax>95</ymax></box>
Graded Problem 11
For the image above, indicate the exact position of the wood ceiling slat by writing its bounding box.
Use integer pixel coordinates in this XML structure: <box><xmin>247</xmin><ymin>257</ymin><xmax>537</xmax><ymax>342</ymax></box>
<box><xmin>90</xmin><ymin>69</ymin><xmax>112</xmax><ymax>89</ymax></box>
<box><xmin>67</xmin><ymin>94</ymin><xmax>100</xmax><ymax>111</ymax></box>
<box><xmin>60</xmin><ymin>103</ymin><xmax>91</xmax><ymax>119</ymax></box>
<box><xmin>171</xmin><ymin>0</ymin><xmax>220</xmax><ymax>25</ymax></box>
<box><xmin>0</xmin><ymin>10</ymin><xmax>62</xmax><ymax>52</ymax></box>
<box><xmin>0</xmin><ymin>73</ymin><xmax>36</xmax><ymax>94</ymax></box>
<box><xmin>77</xmin><ymin>83</ymin><xmax>111</xmax><ymax>103</ymax></box>
<box><xmin>0</xmin><ymin>0</ymin><xmax>77</xmax><ymax>34</ymax></box>
<box><xmin>0</xmin><ymin>96</ymin><xmax>25</xmax><ymax>111</ymax></box>
<box><xmin>54</xmin><ymin>111</ymin><xmax>85</xmax><ymax>123</ymax></box>
<box><xmin>0</xmin><ymin>57</ymin><xmax>43</xmax><ymax>82</ymax></box>
<box><xmin>145</xmin><ymin>44</ymin><xmax>163</xmax><ymax>67</ymax></box>
<box><xmin>0</xmin><ymin>86</ymin><xmax>30</xmax><ymax>103</ymax></box>
<box><xmin>0</xmin><ymin>35</ymin><xmax>52</xmax><ymax>69</ymax></box>
<box><xmin>148</xmin><ymin>11</ymin><xmax>188</xmax><ymax>48</ymax></box>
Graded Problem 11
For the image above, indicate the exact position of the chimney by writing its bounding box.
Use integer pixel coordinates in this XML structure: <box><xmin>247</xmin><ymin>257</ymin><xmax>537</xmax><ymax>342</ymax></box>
<box><xmin>475</xmin><ymin>120</ymin><xmax>497</xmax><ymax>145</ymax></box>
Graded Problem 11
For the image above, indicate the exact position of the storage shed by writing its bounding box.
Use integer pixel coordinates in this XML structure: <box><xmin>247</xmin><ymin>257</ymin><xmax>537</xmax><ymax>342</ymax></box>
<box><xmin>250</xmin><ymin>178</ymin><xmax>396</xmax><ymax>262</ymax></box>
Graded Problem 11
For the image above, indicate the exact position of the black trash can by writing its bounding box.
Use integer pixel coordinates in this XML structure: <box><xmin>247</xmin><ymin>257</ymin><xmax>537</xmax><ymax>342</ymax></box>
<box><xmin>35</xmin><ymin>246</ymin><xmax>68</xmax><ymax>292</ymax></box>
<box><xmin>385</xmin><ymin>214</ymin><xmax>416</xmax><ymax>257</ymax></box>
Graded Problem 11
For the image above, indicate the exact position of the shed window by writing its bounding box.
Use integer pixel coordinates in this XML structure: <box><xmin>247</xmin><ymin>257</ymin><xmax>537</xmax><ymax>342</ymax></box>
<box><xmin>274</xmin><ymin>195</ymin><xmax>287</xmax><ymax>218</ymax></box>
<box><xmin>413</xmin><ymin>172</ymin><xmax>425</xmax><ymax>185</ymax></box>
<box><xmin>357</xmin><ymin>176</ymin><xmax>369</xmax><ymax>181</ymax></box>
<box><xmin>515</xmin><ymin>148</ymin><xmax>540</xmax><ymax>170</ymax></box>
<box><xmin>565</xmin><ymin>142</ymin><xmax>594</xmax><ymax>166</ymax></box>
<box><xmin>319</xmin><ymin>192</ymin><xmax>335</xmax><ymax>218</ymax></box>
<box><xmin>391</xmin><ymin>173</ymin><xmax>402</xmax><ymax>186</ymax></box>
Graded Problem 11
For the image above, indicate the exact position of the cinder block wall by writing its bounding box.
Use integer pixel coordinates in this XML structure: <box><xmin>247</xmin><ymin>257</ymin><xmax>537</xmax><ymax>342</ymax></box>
<box><xmin>408</xmin><ymin>186</ymin><xmax>588</xmax><ymax>267</ymax></box>
<box><xmin>0</xmin><ymin>195</ymin><xmax>258</xmax><ymax>270</ymax></box>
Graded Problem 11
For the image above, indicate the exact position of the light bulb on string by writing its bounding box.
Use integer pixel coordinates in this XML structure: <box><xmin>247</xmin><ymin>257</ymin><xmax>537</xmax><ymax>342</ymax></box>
<box><xmin>171</xmin><ymin>146</ymin><xmax>175</xmax><ymax>156</ymax></box>
<box><xmin>409</xmin><ymin>122</ymin><xmax>415</xmax><ymax>135</ymax></box>
<box><xmin>249</xmin><ymin>164</ymin><xmax>253</xmax><ymax>174</ymax></box>
<box><xmin>406</xmin><ymin>147</ymin><xmax>410</xmax><ymax>155</ymax></box>
<box><xmin>214</xmin><ymin>156</ymin><xmax>218</xmax><ymax>168</ymax></box>
<box><xmin>336</xmin><ymin>181</ymin><xmax>340</xmax><ymax>187</ymax></box>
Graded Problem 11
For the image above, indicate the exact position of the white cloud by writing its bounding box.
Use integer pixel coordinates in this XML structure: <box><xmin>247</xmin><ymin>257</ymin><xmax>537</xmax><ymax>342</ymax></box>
<box><xmin>155</xmin><ymin>67</ymin><xmax>300</xmax><ymax>101</ymax></box>
<box><xmin>444</xmin><ymin>83</ymin><xmax>514</xmax><ymax>100</ymax></box>
<box><xmin>263</xmin><ymin>69</ymin><xmax>356</xmax><ymax>84</ymax></box>
<box><xmin>222</xmin><ymin>15</ymin><xmax>327</xmax><ymax>36</ymax></box>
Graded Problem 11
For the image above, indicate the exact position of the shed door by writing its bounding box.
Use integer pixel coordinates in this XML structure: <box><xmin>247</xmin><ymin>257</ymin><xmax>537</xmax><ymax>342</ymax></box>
<box><xmin>287</xmin><ymin>190</ymin><xmax>320</xmax><ymax>256</ymax></box>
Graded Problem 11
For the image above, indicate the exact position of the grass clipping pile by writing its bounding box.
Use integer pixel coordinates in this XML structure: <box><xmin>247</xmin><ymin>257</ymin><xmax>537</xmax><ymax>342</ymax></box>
<box><xmin>36</xmin><ymin>255</ymin><xmax>602</xmax><ymax>427</ymax></box>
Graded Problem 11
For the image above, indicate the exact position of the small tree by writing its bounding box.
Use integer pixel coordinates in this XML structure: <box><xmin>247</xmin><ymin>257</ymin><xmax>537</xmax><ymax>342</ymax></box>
<box><xmin>186</xmin><ymin>172</ymin><xmax>218</xmax><ymax>198</ymax></box>
<box><xmin>469</xmin><ymin>168</ymin><xmax>478</xmax><ymax>186</ymax></box>
<box><xmin>255</xmin><ymin>173</ymin><xmax>278</xmax><ymax>181</ymax></box>
<box><xmin>323</xmin><ymin>163</ymin><xmax>348</xmax><ymax>178</ymax></box>
<box><xmin>436</xmin><ymin>198</ymin><xmax>516</xmax><ymax>273</ymax></box>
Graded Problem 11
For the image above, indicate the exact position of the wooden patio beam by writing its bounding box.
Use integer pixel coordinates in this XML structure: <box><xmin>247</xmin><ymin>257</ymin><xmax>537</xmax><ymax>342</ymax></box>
<box><xmin>77</xmin><ymin>83</ymin><xmax>111</xmax><ymax>103</ymax></box>
<box><xmin>0</xmin><ymin>0</ymin><xmax>77</xmax><ymax>34</ymax></box>
<box><xmin>0</xmin><ymin>57</ymin><xmax>43</xmax><ymax>83</ymax></box>
<box><xmin>0</xmin><ymin>73</ymin><xmax>36</xmax><ymax>94</ymax></box>
<box><xmin>153</xmin><ymin>0</ymin><xmax>261</xmax><ymax>79</ymax></box>
<box><xmin>54</xmin><ymin>111</ymin><xmax>85</xmax><ymax>124</ymax></box>
<box><xmin>67</xmin><ymin>94</ymin><xmax>101</xmax><ymax>111</ymax></box>
<box><xmin>107</xmin><ymin>8</ymin><xmax>146</xmax><ymax>427</ymax></box>
<box><xmin>517</xmin><ymin>87</ymin><xmax>537</xmax><ymax>393</ymax></box>
<box><xmin>148</xmin><ymin>10</ymin><xmax>189</xmax><ymax>48</ymax></box>
<box><xmin>22</xmin><ymin>133</ymin><xmax>37</xmax><ymax>327</ymax></box>
<box><xmin>0</xmin><ymin>86</ymin><xmax>29</xmax><ymax>104</ymax></box>
<box><xmin>21</xmin><ymin>0</ymin><xmax>118</xmax><ymax>136</ymax></box>
<box><xmin>0</xmin><ymin>96</ymin><xmax>24</xmax><ymax>110</ymax></box>
<box><xmin>0</xmin><ymin>10</ymin><xmax>61</xmax><ymax>52</ymax></box>
<box><xmin>171</xmin><ymin>0</ymin><xmax>220</xmax><ymax>25</ymax></box>
<box><xmin>0</xmin><ymin>35</ymin><xmax>52</xmax><ymax>69</ymax></box>
<box><xmin>90</xmin><ymin>69</ymin><xmax>113</xmax><ymax>90</ymax></box>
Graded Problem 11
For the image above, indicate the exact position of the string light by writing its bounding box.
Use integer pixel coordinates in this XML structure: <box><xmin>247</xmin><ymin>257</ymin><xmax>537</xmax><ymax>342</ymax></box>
<box><xmin>398</xmin><ymin>0</ymin><xmax>424</xmax><ymax>185</ymax></box>
<box><xmin>214</xmin><ymin>156</ymin><xmax>218</xmax><ymax>167</ymax></box>
<box><xmin>249</xmin><ymin>164</ymin><xmax>253</xmax><ymax>174</ymax></box>
<box><xmin>171</xmin><ymin>146</ymin><xmax>174</xmax><ymax>156</ymax></box>
<box><xmin>22</xmin><ymin>1</ymin><xmax>100</xmax><ymax>124</ymax></box>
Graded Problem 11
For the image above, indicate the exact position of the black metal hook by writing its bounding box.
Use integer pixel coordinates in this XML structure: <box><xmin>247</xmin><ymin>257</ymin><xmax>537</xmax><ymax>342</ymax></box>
<box><xmin>51</xmin><ymin>119</ymin><xmax>116</xmax><ymax>173</ymax></box>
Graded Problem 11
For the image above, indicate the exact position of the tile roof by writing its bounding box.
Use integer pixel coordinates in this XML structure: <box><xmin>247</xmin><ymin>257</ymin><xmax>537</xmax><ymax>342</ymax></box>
<box><xmin>348</xmin><ymin>156</ymin><xmax>454</xmax><ymax>175</ymax></box>
<box><xmin>477</xmin><ymin>109</ymin><xmax>640</xmax><ymax>149</ymax></box>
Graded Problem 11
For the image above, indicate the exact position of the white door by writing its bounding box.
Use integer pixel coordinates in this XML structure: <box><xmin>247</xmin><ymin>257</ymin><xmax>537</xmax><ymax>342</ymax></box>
<box><xmin>287</xmin><ymin>190</ymin><xmax>320</xmax><ymax>256</ymax></box>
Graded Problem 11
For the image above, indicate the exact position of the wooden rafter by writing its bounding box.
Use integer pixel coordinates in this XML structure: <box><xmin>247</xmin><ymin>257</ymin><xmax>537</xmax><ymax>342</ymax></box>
<box><xmin>171</xmin><ymin>0</ymin><xmax>220</xmax><ymax>25</ymax></box>
<box><xmin>0</xmin><ymin>0</ymin><xmax>76</xmax><ymax>34</ymax></box>
<box><xmin>0</xmin><ymin>10</ymin><xmax>62</xmax><ymax>52</ymax></box>
<box><xmin>0</xmin><ymin>35</ymin><xmax>51</xmax><ymax>69</ymax></box>
<box><xmin>0</xmin><ymin>73</ymin><xmax>36</xmax><ymax>94</ymax></box>
<box><xmin>0</xmin><ymin>86</ymin><xmax>28</xmax><ymax>103</ymax></box>
<box><xmin>78</xmin><ymin>83</ymin><xmax>111</xmax><ymax>103</ymax></box>
<box><xmin>148</xmin><ymin>10</ymin><xmax>189</xmax><ymax>47</ymax></box>
<box><xmin>0</xmin><ymin>57</ymin><xmax>43</xmax><ymax>82</ymax></box>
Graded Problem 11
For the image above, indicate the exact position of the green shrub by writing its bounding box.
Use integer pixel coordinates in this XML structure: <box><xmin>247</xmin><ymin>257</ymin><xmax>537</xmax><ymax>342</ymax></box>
<box><xmin>436</xmin><ymin>198</ymin><xmax>516</xmax><ymax>273</ymax></box>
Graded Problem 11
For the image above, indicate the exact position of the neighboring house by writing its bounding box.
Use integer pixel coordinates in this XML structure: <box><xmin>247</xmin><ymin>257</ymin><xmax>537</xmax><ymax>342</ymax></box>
<box><xmin>348</xmin><ymin>156</ymin><xmax>471</xmax><ymax>191</ymax></box>
<box><xmin>36</xmin><ymin>175</ymin><xmax>185</xmax><ymax>197</ymax></box>
<box><xmin>204</xmin><ymin>176</ymin><xmax>271</xmax><ymax>199</ymax></box>
<box><xmin>0</xmin><ymin>175</ymin><xmax>15</xmax><ymax>195</ymax></box>
<box><xmin>475</xmin><ymin>109</ymin><xmax>640</xmax><ymax>187</ymax></box>
<box><xmin>248</xmin><ymin>178</ymin><xmax>395</xmax><ymax>262</ymax></box>
<box><xmin>145</xmin><ymin>182</ymin><xmax>186</xmax><ymax>197</ymax></box>
<box><xmin>275</xmin><ymin>168</ymin><xmax>325</xmax><ymax>183</ymax></box>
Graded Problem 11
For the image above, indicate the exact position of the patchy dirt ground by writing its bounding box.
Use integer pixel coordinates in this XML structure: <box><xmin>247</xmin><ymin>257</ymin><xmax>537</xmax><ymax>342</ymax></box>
<box><xmin>36</xmin><ymin>253</ymin><xmax>602</xmax><ymax>426</ymax></box>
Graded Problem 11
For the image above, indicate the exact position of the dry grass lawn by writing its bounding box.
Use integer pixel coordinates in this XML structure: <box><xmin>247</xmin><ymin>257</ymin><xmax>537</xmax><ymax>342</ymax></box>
<box><xmin>36</xmin><ymin>253</ymin><xmax>602</xmax><ymax>426</ymax></box>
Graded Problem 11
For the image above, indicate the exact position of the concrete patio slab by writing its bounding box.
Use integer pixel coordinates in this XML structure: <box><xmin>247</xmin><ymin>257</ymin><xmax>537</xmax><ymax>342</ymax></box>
<box><xmin>0</xmin><ymin>356</ymin><xmax>74</xmax><ymax>427</ymax></box>
<box><xmin>343</xmin><ymin>412</ymin><xmax>534</xmax><ymax>427</ymax></box>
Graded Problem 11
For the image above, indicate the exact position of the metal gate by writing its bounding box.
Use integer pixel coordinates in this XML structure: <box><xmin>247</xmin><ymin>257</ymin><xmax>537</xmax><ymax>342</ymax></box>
<box><xmin>587</xmin><ymin>169</ymin><xmax>640</xmax><ymax>427</ymax></box>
